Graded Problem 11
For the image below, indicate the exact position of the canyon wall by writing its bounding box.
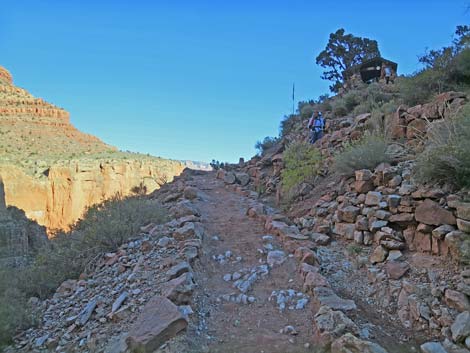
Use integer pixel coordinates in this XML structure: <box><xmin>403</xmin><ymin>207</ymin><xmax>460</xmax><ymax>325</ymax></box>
<box><xmin>0</xmin><ymin>66</ymin><xmax>185</xmax><ymax>231</ymax></box>
<box><xmin>0</xmin><ymin>159</ymin><xmax>184</xmax><ymax>231</ymax></box>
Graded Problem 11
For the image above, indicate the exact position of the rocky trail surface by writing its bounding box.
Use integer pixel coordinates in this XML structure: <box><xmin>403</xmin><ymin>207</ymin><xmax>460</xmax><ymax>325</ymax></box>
<box><xmin>10</xmin><ymin>170</ymin><xmax>462</xmax><ymax>353</ymax></box>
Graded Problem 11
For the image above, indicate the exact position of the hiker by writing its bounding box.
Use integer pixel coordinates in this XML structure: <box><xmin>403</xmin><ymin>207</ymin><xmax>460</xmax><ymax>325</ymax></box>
<box><xmin>308</xmin><ymin>111</ymin><xmax>325</xmax><ymax>144</ymax></box>
<box><xmin>384</xmin><ymin>65</ymin><xmax>393</xmax><ymax>84</ymax></box>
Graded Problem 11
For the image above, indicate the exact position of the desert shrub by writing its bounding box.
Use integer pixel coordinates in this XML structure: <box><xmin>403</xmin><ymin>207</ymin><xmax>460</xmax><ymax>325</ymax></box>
<box><xmin>280</xmin><ymin>114</ymin><xmax>302</xmax><ymax>137</ymax></box>
<box><xmin>414</xmin><ymin>104</ymin><xmax>470</xmax><ymax>189</ymax></box>
<box><xmin>0</xmin><ymin>195</ymin><xmax>167</xmax><ymax>347</ymax></box>
<box><xmin>331</xmin><ymin>99</ymin><xmax>348</xmax><ymax>117</ymax></box>
<box><xmin>333</xmin><ymin>134</ymin><xmax>391</xmax><ymax>176</ymax></box>
<box><xmin>300</xmin><ymin>104</ymin><xmax>316</xmax><ymax>119</ymax></box>
<box><xmin>281</xmin><ymin>141</ymin><xmax>322</xmax><ymax>192</ymax></box>
<box><xmin>398</xmin><ymin>70</ymin><xmax>443</xmax><ymax>106</ymax></box>
<box><xmin>255</xmin><ymin>136</ymin><xmax>279</xmax><ymax>155</ymax></box>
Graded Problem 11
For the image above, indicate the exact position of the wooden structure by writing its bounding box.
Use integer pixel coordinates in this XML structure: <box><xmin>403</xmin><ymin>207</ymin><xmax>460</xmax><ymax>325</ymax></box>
<box><xmin>359</xmin><ymin>57</ymin><xmax>398</xmax><ymax>83</ymax></box>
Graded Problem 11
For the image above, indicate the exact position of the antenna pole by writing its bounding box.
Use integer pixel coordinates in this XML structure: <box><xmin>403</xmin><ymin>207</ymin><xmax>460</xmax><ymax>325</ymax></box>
<box><xmin>292</xmin><ymin>82</ymin><xmax>295</xmax><ymax>115</ymax></box>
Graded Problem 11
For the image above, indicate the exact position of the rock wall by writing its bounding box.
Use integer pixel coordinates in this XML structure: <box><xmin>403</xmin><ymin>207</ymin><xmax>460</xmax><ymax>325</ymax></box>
<box><xmin>0</xmin><ymin>159</ymin><xmax>185</xmax><ymax>232</ymax></box>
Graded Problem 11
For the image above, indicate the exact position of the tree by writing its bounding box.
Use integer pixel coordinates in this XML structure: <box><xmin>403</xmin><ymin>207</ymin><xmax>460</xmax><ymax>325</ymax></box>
<box><xmin>316</xmin><ymin>28</ymin><xmax>381</xmax><ymax>92</ymax></box>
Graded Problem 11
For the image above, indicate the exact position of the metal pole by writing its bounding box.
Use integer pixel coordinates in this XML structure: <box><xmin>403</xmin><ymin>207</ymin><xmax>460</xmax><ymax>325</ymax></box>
<box><xmin>292</xmin><ymin>82</ymin><xmax>295</xmax><ymax>115</ymax></box>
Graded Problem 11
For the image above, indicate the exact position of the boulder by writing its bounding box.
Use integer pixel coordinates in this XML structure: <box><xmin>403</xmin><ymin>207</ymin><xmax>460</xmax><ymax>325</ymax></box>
<box><xmin>173</xmin><ymin>222</ymin><xmax>204</xmax><ymax>241</ymax></box>
<box><xmin>161</xmin><ymin>272</ymin><xmax>195</xmax><ymax>305</ymax></box>
<box><xmin>235</xmin><ymin>172</ymin><xmax>250</xmax><ymax>186</ymax></box>
<box><xmin>314</xmin><ymin>306</ymin><xmax>359</xmax><ymax>343</ymax></box>
<box><xmin>303</xmin><ymin>271</ymin><xmax>330</xmax><ymax>292</ymax></box>
<box><xmin>183</xmin><ymin>186</ymin><xmax>198</xmax><ymax>200</ymax></box>
<box><xmin>385</xmin><ymin>261</ymin><xmax>410</xmax><ymax>280</ymax></box>
<box><xmin>445</xmin><ymin>289</ymin><xmax>470</xmax><ymax>312</ymax></box>
<box><xmin>365</xmin><ymin>192</ymin><xmax>382</xmax><ymax>206</ymax></box>
<box><xmin>170</xmin><ymin>201</ymin><xmax>201</xmax><ymax>219</ymax></box>
<box><xmin>337</xmin><ymin>206</ymin><xmax>361</xmax><ymax>223</ymax></box>
<box><xmin>432</xmin><ymin>224</ymin><xmax>456</xmax><ymax>240</ymax></box>
<box><xmin>331</xmin><ymin>333</ymin><xmax>388</xmax><ymax>353</ymax></box>
<box><xmin>458</xmin><ymin>219</ymin><xmax>470</xmax><ymax>233</ymax></box>
<box><xmin>355</xmin><ymin>169</ymin><xmax>373</xmax><ymax>181</ymax></box>
<box><xmin>334</xmin><ymin>223</ymin><xmax>356</xmax><ymax>239</ymax></box>
<box><xmin>223</xmin><ymin>172</ymin><xmax>236</xmax><ymax>184</ymax></box>
<box><xmin>370</xmin><ymin>246</ymin><xmax>388</xmax><ymax>264</ymax></box>
<box><xmin>313</xmin><ymin>287</ymin><xmax>357</xmax><ymax>311</ymax></box>
<box><xmin>420</xmin><ymin>342</ymin><xmax>447</xmax><ymax>353</ymax></box>
<box><xmin>451</xmin><ymin>311</ymin><xmax>470</xmax><ymax>342</ymax></box>
<box><xmin>457</xmin><ymin>203</ymin><xmax>470</xmax><ymax>221</ymax></box>
<box><xmin>415</xmin><ymin>199</ymin><xmax>456</xmax><ymax>226</ymax></box>
<box><xmin>126</xmin><ymin>296</ymin><xmax>187</xmax><ymax>353</ymax></box>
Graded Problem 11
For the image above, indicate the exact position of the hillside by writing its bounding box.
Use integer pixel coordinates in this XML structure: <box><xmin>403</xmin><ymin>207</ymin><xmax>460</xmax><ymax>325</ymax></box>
<box><xmin>0</xmin><ymin>66</ymin><xmax>185</xmax><ymax>231</ymax></box>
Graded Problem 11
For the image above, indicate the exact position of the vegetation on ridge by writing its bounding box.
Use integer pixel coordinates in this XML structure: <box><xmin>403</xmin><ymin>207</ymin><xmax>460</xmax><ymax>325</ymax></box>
<box><xmin>0</xmin><ymin>195</ymin><xmax>167</xmax><ymax>347</ymax></box>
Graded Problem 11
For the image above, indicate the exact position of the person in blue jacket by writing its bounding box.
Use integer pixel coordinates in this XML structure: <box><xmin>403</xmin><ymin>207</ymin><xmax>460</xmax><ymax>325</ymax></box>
<box><xmin>308</xmin><ymin>111</ymin><xmax>325</xmax><ymax>144</ymax></box>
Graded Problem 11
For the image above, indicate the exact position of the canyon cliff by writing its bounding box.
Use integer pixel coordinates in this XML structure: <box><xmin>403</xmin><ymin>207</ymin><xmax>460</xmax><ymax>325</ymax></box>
<box><xmin>0</xmin><ymin>66</ymin><xmax>185</xmax><ymax>231</ymax></box>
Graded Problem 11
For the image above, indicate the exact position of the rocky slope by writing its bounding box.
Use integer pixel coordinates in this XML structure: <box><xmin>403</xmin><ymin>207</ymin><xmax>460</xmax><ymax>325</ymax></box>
<box><xmin>0</xmin><ymin>66</ymin><xmax>185</xmax><ymax>231</ymax></box>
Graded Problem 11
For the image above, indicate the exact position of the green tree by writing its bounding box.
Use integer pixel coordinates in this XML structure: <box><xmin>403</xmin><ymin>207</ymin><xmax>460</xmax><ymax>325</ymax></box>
<box><xmin>316</xmin><ymin>28</ymin><xmax>381</xmax><ymax>92</ymax></box>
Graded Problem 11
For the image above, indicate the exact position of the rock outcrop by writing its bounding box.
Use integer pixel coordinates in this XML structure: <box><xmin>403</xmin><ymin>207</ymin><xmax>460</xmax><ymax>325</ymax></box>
<box><xmin>0</xmin><ymin>66</ymin><xmax>185</xmax><ymax>231</ymax></box>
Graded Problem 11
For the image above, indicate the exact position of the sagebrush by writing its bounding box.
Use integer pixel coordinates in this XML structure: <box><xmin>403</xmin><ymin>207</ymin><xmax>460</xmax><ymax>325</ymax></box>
<box><xmin>281</xmin><ymin>141</ymin><xmax>322</xmax><ymax>193</ymax></box>
<box><xmin>333</xmin><ymin>134</ymin><xmax>391</xmax><ymax>176</ymax></box>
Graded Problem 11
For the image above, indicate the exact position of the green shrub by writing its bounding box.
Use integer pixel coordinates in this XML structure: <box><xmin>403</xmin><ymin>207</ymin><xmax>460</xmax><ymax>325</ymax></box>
<box><xmin>414</xmin><ymin>104</ymin><xmax>470</xmax><ymax>189</ymax></box>
<box><xmin>299</xmin><ymin>103</ymin><xmax>316</xmax><ymax>119</ymax></box>
<box><xmin>333</xmin><ymin>134</ymin><xmax>391</xmax><ymax>176</ymax></box>
<box><xmin>255</xmin><ymin>136</ymin><xmax>279</xmax><ymax>155</ymax></box>
<box><xmin>397</xmin><ymin>70</ymin><xmax>443</xmax><ymax>106</ymax></box>
<box><xmin>280</xmin><ymin>114</ymin><xmax>302</xmax><ymax>137</ymax></box>
<box><xmin>0</xmin><ymin>195</ymin><xmax>167</xmax><ymax>347</ymax></box>
<box><xmin>281</xmin><ymin>141</ymin><xmax>322</xmax><ymax>192</ymax></box>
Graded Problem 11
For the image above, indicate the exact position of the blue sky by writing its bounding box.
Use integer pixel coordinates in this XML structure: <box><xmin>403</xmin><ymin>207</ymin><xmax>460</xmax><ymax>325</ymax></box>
<box><xmin>1</xmin><ymin>0</ymin><xmax>469</xmax><ymax>162</ymax></box>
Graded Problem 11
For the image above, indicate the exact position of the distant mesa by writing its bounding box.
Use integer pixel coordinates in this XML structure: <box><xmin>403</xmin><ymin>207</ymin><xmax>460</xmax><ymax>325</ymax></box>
<box><xmin>0</xmin><ymin>65</ymin><xmax>185</xmax><ymax>232</ymax></box>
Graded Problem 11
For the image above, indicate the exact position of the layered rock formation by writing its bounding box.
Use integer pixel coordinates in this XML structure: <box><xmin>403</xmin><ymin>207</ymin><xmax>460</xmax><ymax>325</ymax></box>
<box><xmin>0</xmin><ymin>66</ymin><xmax>185</xmax><ymax>231</ymax></box>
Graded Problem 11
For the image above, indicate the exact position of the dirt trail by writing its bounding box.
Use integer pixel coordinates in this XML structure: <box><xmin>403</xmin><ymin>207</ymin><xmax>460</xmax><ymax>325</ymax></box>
<box><xmin>158</xmin><ymin>172</ymin><xmax>421</xmax><ymax>353</ymax></box>
<box><xmin>161</xmin><ymin>173</ymin><xmax>316</xmax><ymax>353</ymax></box>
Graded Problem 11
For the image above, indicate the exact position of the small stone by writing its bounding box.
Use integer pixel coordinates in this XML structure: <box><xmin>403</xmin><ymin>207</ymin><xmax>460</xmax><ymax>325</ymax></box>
<box><xmin>370</xmin><ymin>246</ymin><xmax>388</xmax><ymax>264</ymax></box>
<box><xmin>223</xmin><ymin>274</ymin><xmax>232</xmax><ymax>282</ymax></box>
<box><xmin>267</xmin><ymin>250</ymin><xmax>286</xmax><ymax>267</ymax></box>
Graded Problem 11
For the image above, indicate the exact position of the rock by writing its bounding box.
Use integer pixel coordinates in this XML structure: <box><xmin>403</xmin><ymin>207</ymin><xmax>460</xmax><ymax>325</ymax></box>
<box><xmin>385</xmin><ymin>261</ymin><xmax>410</xmax><ymax>280</ymax></box>
<box><xmin>433</xmin><ymin>224</ymin><xmax>456</xmax><ymax>240</ymax></box>
<box><xmin>443</xmin><ymin>339</ymin><xmax>470</xmax><ymax>353</ymax></box>
<box><xmin>313</xmin><ymin>287</ymin><xmax>357</xmax><ymax>311</ymax></box>
<box><xmin>355</xmin><ymin>180</ymin><xmax>375</xmax><ymax>193</ymax></box>
<box><xmin>173</xmin><ymin>222</ymin><xmax>204</xmax><ymax>241</ymax></box>
<box><xmin>445</xmin><ymin>231</ymin><xmax>470</xmax><ymax>263</ymax></box>
<box><xmin>338</xmin><ymin>206</ymin><xmax>361</xmax><ymax>223</ymax></box>
<box><xmin>112</xmin><ymin>292</ymin><xmax>128</xmax><ymax>314</ymax></box>
<box><xmin>457</xmin><ymin>203</ymin><xmax>470</xmax><ymax>221</ymax></box>
<box><xmin>183</xmin><ymin>186</ymin><xmax>198</xmax><ymax>200</ymax></box>
<box><xmin>380</xmin><ymin>240</ymin><xmax>405</xmax><ymax>250</ymax></box>
<box><xmin>267</xmin><ymin>250</ymin><xmax>286</xmax><ymax>267</ymax></box>
<box><xmin>420</xmin><ymin>342</ymin><xmax>447</xmax><ymax>353</ymax></box>
<box><xmin>458</xmin><ymin>219</ymin><xmax>470</xmax><ymax>233</ymax></box>
<box><xmin>387</xmin><ymin>195</ymin><xmax>401</xmax><ymax>208</ymax></box>
<box><xmin>387</xmin><ymin>250</ymin><xmax>403</xmax><ymax>261</ymax></box>
<box><xmin>354</xmin><ymin>231</ymin><xmax>364</xmax><ymax>244</ymax></box>
<box><xmin>77</xmin><ymin>299</ymin><xmax>97</xmax><ymax>326</ymax></box>
<box><xmin>452</xmin><ymin>311</ymin><xmax>470</xmax><ymax>342</ymax></box>
<box><xmin>415</xmin><ymin>199</ymin><xmax>456</xmax><ymax>226</ymax></box>
<box><xmin>161</xmin><ymin>272</ymin><xmax>195</xmax><ymax>305</ymax></box>
<box><xmin>370</xmin><ymin>246</ymin><xmax>388</xmax><ymax>264</ymax></box>
<box><xmin>389</xmin><ymin>213</ymin><xmax>415</xmax><ymax>224</ymax></box>
<box><xmin>314</xmin><ymin>306</ymin><xmax>359</xmax><ymax>342</ymax></box>
<box><xmin>369</xmin><ymin>220</ymin><xmax>388</xmax><ymax>232</ymax></box>
<box><xmin>334</xmin><ymin>223</ymin><xmax>356</xmax><ymax>239</ymax></box>
<box><xmin>235</xmin><ymin>172</ymin><xmax>250</xmax><ymax>186</ymax></box>
<box><xmin>445</xmin><ymin>289</ymin><xmax>470</xmax><ymax>312</ymax></box>
<box><xmin>303</xmin><ymin>271</ymin><xmax>330</xmax><ymax>292</ymax></box>
<box><xmin>223</xmin><ymin>172</ymin><xmax>236</xmax><ymax>184</ymax></box>
<box><xmin>330</xmin><ymin>333</ymin><xmax>388</xmax><ymax>353</ymax></box>
<box><xmin>170</xmin><ymin>201</ymin><xmax>201</xmax><ymax>219</ymax></box>
<box><xmin>310</xmin><ymin>233</ymin><xmax>331</xmax><ymax>245</ymax></box>
<box><xmin>166</xmin><ymin>262</ymin><xmax>192</xmax><ymax>280</ymax></box>
<box><xmin>365</xmin><ymin>191</ymin><xmax>382</xmax><ymax>206</ymax></box>
<box><xmin>355</xmin><ymin>169</ymin><xmax>373</xmax><ymax>181</ymax></box>
<box><xmin>126</xmin><ymin>296</ymin><xmax>187</xmax><ymax>353</ymax></box>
